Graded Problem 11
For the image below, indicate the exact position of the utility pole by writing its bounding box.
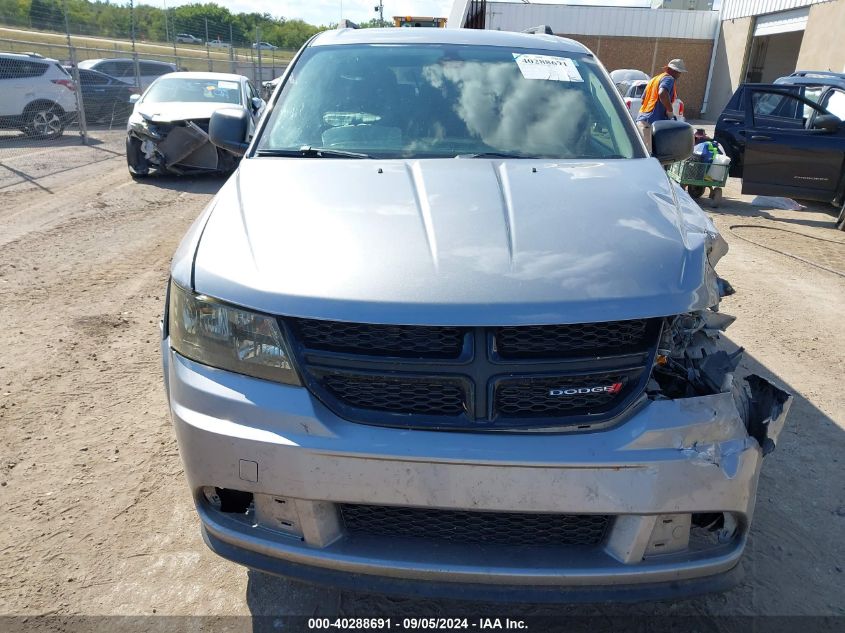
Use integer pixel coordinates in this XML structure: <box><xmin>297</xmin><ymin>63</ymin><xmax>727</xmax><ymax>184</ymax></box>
<box><xmin>205</xmin><ymin>18</ymin><xmax>212</xmax><ymax>71</ymax></box>
<box><xmin>374</xmin><ymin>0</ymin><xmax>384</xmax><ymax>26</ymax></box>
<box><xmin>163</xmin><ymin>0</ymin><xmax>170</xmax><ymax>43</ymax></box>
<box><xmin>255</xmin><ymin>25</ymin><xmax>262</xmax><ymax>83</ymax></box>
<box><xmin>62</xmin><ymin>0</ymin><xmax>87</xmax><ymax>143</ymax></box>
<box><xmin>129</xmin><ymin>0</ymin><xmax>141</xmax><ymax>90</ymax></box>
<box><xmin>229</xmin><ymin>23</ymin><xmax>235</xmax><ymax>73</ymax></box>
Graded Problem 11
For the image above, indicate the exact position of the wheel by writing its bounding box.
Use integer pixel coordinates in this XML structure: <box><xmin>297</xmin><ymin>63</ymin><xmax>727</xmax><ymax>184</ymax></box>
<box><xmin>126</xmin><ymin>136</ymin><xmax>150</xmax><ymax>179</ymax></box>
<box><xmin>687</xmin><ymin>184</ymin><xmax>706</xmax><ymax>199</ymax></box>
<box><xmin>836</xmin><ymin>201</ymin><xmax>845</xmax><ymax>231</ymax></box>
<box><xmin>25</xmin><ymin>103</ymin><xmax>65</xmax><ymax>139</ymax></box>
<box><xmin>710</xmin><ymin>187</ymin><xmax>723</xmax><ymax>207</ymax></box>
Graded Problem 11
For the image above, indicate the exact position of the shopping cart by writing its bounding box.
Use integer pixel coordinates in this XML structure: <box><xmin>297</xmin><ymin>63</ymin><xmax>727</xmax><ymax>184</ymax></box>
<box><xmin>667</xmin><ymin>157</ymin><xmax>729</xmax><ymax>207</ymax></box>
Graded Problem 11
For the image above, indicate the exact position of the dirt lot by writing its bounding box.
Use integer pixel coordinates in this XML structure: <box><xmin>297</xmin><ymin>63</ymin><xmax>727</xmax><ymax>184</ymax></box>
<box><xmin>1</xmin><ymin>134</ymin><xmax>844</xmax><ymax>626</ymax></box>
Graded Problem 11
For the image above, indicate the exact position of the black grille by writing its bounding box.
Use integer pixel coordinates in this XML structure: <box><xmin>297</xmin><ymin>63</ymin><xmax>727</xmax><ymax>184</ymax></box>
<box><xmin>495</xmin><ymin>320</ymin><xmax>650</xmax><ymax>359</ymax></box>
<box><xmin>495</xmin><ymin>372</ymin><xmax>636</xmax><ymax>418</ymax></box>
<box><xmin>291</xmin><ymin>318</ymin><xmax>465</xmax><ymax>359</ymax></box>
<box><xmin>286</xmin><ymin>317</ymin><xmax>660</xmax><ymax>429</ymax></box>
<box><xmin>321</xmin><ymin>373</ymin><xmax>466</xmax><ymax>416</ymax></box>
<box><xmin>340</xmin><ymin>504</ymin><xmax>610</xmax><ymax>546</ymax></box>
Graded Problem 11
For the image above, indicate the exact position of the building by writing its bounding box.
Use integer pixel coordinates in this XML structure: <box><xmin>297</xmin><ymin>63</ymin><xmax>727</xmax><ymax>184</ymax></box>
<box><xmin>654</xmin><ymin>0</ymin><xmax>715</xmax><ymax>10</ymax></box>
<box><xmin>449</xmin><ymin>0</ymin><xmax>845</xmax><ymax>119</ymax></box>
<box><xmin>705</xmin><ymin>0</ymin><xmax>845</xmax><ymax>116</ymax></box>
<box><xmin>448</xmin><ymin>1</ymin><xmax>720</xmax><ymax>118</ymax></box>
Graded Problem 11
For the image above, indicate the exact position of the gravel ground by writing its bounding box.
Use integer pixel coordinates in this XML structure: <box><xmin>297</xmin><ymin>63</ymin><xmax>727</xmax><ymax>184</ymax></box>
<box><xmin>1</xmin><ymin>135</ymin><xmax>843</xmax><ymax>626</ymax></box>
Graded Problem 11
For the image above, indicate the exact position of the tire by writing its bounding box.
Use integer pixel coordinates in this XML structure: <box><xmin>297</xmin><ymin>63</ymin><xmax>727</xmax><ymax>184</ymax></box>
<box><xmin>836</xmin><ymin>201</ymin><xmax>845</xmax><ymax>231</ymax></box>
<box><xmin>687</xmin><ymin>185</ymin><xmax>706</xmax><ymax>199</ymax></box>
<box><xmin>24</xmin><ymin>102</ymin><xmax>65</xmax><ymax>139</ymax></box>
<box><xmin>126</xmin><ymin>136</ymin><xmax>150</xmax><ymax>179</ymax></box>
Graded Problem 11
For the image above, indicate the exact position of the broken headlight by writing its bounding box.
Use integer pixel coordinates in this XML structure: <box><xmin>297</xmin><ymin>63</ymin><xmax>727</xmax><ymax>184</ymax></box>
<box><xmin>168</xmin><ymin>281</ymin><xmax>300</xmax><ymax>385</ymax></box>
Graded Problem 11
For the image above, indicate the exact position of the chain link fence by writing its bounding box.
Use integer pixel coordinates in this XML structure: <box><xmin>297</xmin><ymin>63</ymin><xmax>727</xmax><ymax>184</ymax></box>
<box><xmin>1</xmin><ymin>2</ymin><xmax>297</xmax><ymax>187</ymax></box>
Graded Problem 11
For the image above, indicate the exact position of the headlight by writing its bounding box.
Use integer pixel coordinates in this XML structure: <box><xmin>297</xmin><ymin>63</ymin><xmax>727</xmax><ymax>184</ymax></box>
<box><xmin>168</xmin><ymin>281</ymin><xmax>300</xmax><ymax>385</ymax></box>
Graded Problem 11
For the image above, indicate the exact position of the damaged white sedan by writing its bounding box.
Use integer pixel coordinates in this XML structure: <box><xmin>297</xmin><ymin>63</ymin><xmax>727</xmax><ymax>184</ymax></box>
<box><xmin>125</xmin><ymin>72</ymin><xmax>264</xmax><ymax>178</ymax></box>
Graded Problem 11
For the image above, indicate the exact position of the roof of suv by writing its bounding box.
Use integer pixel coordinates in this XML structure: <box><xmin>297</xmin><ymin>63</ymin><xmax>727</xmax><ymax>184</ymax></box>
<box><xmin>79</xmin><ymin>58</ymin><xmax>177</xmax><ymax>67</ymax></box>
<box><xmin>311</xmin><ymin>27</ymin><xmax>590</xmax><ymax>55</ymax></box>
<box><xmin>0</xmin><ymin>51</ymin><xmax>58</xmax><ymax>63</ymax></box>
<box><xmin>775</xmin><ymin>71</ymin><xmax>845</xmax><ymax>90</ymax></box>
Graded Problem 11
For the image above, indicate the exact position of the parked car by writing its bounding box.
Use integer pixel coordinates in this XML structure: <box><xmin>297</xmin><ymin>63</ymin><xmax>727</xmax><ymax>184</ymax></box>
<box><xmin>261</xmin><ymin>75</ymin><xmax>282</xmax><ymax>100</ymax></box>
<box><xmin>0</xmin><ymin>52</ymin><xmax>78</xmax><ymax>139</ymax></box>
<box><xmin>162</xmin><ymin>28</ymin><xmax>792</xmax><ymax>600</ymax></box>
<box><xmin>64</xmin><ymin>66</ymin><xmax>137</xmax><ymax>124</ymax></box>
<box><xmin>252</xmin><ymin>42</ymin><xmax>278</xmax><ymax>50</ymax></box>
<box><xmin>175</xmin><ymin>33</ymin><xmax>202</xmax><ymax>44</ymax></box>
<box><xmin>125</xmin><ymin>72</ymin><xmax>264</xmax><ymax>177</ymax></box>
<box><xmin>714</xmin><ymin>76</ymin><xmax>845</xmax><ymax>229</ymax></box>
<box><xmin>207</xmin><ymin>39</ymin><xmax>231</xmax><ymax>49</ymax></box>
<box><xmin>610</xmin><ymin>68</ymin><xmax>649</xmax><ymax>93</ymax></box>
<box><xmin>77</xmin><ymin>58</ymin><xmax>177</xmax><ymax>90</ymax></box>
<box><xmin>620</xmin><ymin>79</ymin><xmax>685</xmax><ymax>122</ymax></box>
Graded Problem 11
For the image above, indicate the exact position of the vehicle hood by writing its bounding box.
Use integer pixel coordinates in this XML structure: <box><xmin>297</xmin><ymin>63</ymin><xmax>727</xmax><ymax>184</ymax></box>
<box><xmin>187</xmin><ymin>158</ymin><xmax>724</xmax><ymax>325</ymax></box>
<box><xmin>135</xmin><ymin>101</ymin><xmax>239</xmax><ymax>123</ymax></box>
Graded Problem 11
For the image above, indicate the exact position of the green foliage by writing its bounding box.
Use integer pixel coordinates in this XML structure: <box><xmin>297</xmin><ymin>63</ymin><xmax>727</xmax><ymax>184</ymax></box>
<box><xmin>1</xmin><ymin>0</ymin><xmax>323</xmax><ymax>49</ymax></box>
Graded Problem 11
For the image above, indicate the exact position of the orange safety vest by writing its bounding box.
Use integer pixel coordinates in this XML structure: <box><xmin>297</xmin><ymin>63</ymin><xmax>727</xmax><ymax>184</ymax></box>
<box><xmin>639</xmin><ymin>72</ymin><xmax>676</xmax><ymax>116</ymax></box>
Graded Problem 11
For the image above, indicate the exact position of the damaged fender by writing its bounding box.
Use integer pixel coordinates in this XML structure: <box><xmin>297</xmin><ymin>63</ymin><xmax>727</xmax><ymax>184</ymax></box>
<box><xmin>650</xmin><ymin>308</ymin><xmax>793</xmax><ymax>458</ymax></box>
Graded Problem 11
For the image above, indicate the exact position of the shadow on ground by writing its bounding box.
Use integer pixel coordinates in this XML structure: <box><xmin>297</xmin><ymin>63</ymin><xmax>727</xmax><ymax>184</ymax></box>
<box><xmin>240</xmin><ymin>342</ymin><xmax>845</xmax><ymax>625</ymax></box>
<box><xmin>131</xmin><ymin>171</ymin><xmax>230</xmax><ymax>194</ymax></box>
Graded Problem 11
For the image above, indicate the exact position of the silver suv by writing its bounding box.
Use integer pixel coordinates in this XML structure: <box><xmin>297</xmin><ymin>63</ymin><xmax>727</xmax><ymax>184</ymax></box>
<box><xmin>161</xmin><ymin>28</ymin><xmax>792</xmax><ymax>601</ymax></box>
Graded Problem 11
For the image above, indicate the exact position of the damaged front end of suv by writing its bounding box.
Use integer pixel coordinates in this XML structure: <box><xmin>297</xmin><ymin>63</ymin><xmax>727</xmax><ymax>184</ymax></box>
<box><xmin>161</xmin><ymin>31</ymin><xmax>794</xmax><ymax>601</ymax></box>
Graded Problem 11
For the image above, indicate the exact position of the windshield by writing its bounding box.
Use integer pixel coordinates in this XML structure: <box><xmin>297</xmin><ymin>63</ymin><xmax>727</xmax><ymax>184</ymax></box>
<box><xmin>257</xmin><ymin>44</ymin><xmax>641</xmax><ymax>159</ymax></box>
<box><xmin>143</xmin><ymin>77</ymin><xmax>242</xmax><ymax>105</ymax></box>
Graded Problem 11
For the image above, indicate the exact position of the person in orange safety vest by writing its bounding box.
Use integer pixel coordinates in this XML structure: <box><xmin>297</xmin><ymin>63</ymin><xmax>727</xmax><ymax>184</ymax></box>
<box><xmin>636</xmin><ymin>58</ymin><xmax>687</xmax><ymax>153</ymax></box>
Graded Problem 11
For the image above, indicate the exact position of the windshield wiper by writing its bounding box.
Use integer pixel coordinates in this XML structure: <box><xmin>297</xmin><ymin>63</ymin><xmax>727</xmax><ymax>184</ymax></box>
<box><xmin>455</xmin><ymin>152</ymin><xmax>535</xmax><ymax>159</ymax></box>
<box><xmin>255</xmin><ymin>146</ymin><xmax>371</xmax><ymax>159</ymax></box>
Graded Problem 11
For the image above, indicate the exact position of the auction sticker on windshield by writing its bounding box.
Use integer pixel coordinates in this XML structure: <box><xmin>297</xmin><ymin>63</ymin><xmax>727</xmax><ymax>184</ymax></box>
<box><xmin>513</xmin><ymin>53</ymin><xmax>583</xmax><ymax>82</ymax></box>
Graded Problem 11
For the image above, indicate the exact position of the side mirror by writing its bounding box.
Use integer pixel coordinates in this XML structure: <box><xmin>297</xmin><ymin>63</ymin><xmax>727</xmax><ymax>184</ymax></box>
<box><xmin>209</xmin><ymin>107</ymin><xmax>250</xmax><ymax>156</ymax></box>
<box><xmin>651</xmin><ymin>119</ymin><xmax>693</xmax><ymax>164</ymax></box>
<box><xmin>251</xmin><ymin>97</ymin><xmax>264</xmax><ymax>112</ymax></box>
<box><xmin>813</xmin><ymin>113</ymin><xmax>841</xmax><ymax>132</ymax></box>
<box><xmin>128</xmin><ymin>93</ymin><xmax>141</xmax><ymax>104</ymax></box>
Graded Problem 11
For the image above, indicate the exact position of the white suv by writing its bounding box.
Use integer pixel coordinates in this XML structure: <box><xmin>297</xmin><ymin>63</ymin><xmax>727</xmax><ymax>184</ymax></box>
<box><xmin>0</xmin><ymin>52</ymin><xmax>78</xmax><ymax>139</ymax></box>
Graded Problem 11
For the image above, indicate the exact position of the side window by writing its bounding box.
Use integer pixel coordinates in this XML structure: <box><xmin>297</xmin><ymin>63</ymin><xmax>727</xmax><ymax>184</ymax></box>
<box><xmin>632</xmin><ymin>84</ymin><xmax>646</xmax><ymax>99</ymax></box>
<box><xmin>96</xmin><ymin>61</ymin><xmax>118</xmax><ymax>76</ymax></box>
<box><xmin>19</xmin><ymin>61</ymin><xmax>47</xmax><ymax>78</ymax></box>
<box><xmin>751</xmin><ymin>90</ymin><xmax>807</xmax><ymax>129</ymax></box>
<box><xmin>117</xmin><ymin>61</ymin><xmax>136</xmax><ymax>78</ymax></box>
<box><xmin>140</xmin><ymin>62</ymin><xmax>170</xmax><ymax>76</ymax></box>
<box><xmin>80</xmin><ymin>70</ymin><xmax>107</xmax><ymax>85</ymax></box>
<box><xmin>0</xmin><ymin>58</ymin><xmax>24</xmax><ymax>79</ymax></box>
<box><xmin>822</xmin><ymin>90</ymin><xmax>845</xmax><ymax>121</ymax></box>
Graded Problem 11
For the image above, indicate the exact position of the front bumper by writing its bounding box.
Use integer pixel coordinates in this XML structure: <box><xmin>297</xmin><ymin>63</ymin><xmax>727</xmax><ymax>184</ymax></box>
<box><xmin>164</xmin><ymin>346</ymin><xmax>788</xmax><ymax>599</ymax></box>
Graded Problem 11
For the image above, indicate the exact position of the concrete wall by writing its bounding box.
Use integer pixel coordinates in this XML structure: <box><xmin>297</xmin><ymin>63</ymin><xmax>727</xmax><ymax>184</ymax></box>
<box><xmin>796</xmin><ymin>0</ymin><xmax>845</xmax><ymax>72</ymax></box>
<box><xmin>703</xmin><ymin>16</ymin><xmax>754</xmax><ymax>118</ymax></box>
<box><xmin>563</xmin><ymin>34</ymin><xmax>714</xmax><ymax>118</ymax></box>
<box><xmin>757</xmin><ymin>30</ymin><xmax>804</xmax><ymax>82</ymax></box>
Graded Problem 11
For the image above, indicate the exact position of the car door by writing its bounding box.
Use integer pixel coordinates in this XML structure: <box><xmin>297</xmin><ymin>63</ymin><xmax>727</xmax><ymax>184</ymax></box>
<box><xmin>741</xmin><ymin>86</ymin><xmax>845</xmax><ymax>202</ymax></box>
<box><xmin>0</xmin><ymin>58</ymin><xmax>28</xmax><ymax>116</ymax></box>
<box><xmin>78</xmin><ymin>69</ymin><xmax>109</xmax><ymax>117</ymax></box>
